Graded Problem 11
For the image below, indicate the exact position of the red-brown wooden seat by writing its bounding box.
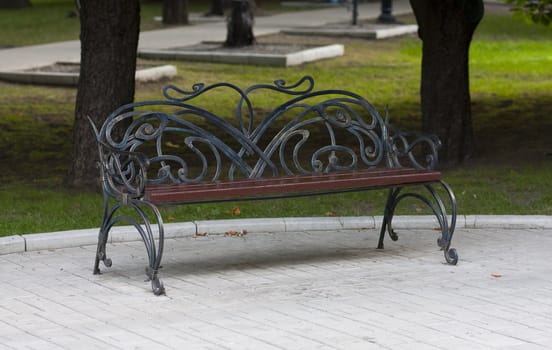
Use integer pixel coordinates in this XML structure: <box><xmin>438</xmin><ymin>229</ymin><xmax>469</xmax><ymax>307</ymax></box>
<box><xmin>145</xmin><ymin>168</ymin><xmax>441</xmax><ymax>205</ymax></box>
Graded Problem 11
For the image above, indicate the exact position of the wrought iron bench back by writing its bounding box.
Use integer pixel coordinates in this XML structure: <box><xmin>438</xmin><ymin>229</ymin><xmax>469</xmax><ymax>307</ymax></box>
<box><xmin>95</xmin><ymin>76</ymin><xmax>439</xmax><ymax>191</ymax></box>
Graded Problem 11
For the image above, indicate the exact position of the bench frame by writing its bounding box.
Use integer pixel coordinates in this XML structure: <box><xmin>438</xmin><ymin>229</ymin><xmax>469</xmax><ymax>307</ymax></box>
<box><xmin>90</xmin><ymin>76</ymin><xmax>458</xmax><ymax>295</ymax></box>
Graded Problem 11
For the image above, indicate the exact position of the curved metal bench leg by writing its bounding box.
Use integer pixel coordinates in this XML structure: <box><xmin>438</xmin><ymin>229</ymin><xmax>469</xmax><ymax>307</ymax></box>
<box><xmin>377</xmin><ymin>181</ymin><xmax>458</xmax><ymax>265</ymax></box>
<box><xmin>421</xmin><ymin>181</ymin><xmax>458</xmax><ymax>265</ymax></box>
<box><xmin>433</xmin><ymin>180</ymin><xmax>458</xmax><ymax>265</ymax></box>
<box><xmin>93</xmin><ymin>195</ymin><xmax>166</xmax><ymax>295</ymax></box>
<box><xmin>93</xmin><ymin>195</ymin><xmax>114</xmax><ymax>275</ymax></box>
<box><xmin>129</xmin><ymin>199</ymin><xmax>166</xmax><ymax>296</ymax></box>
<box><xmin>93</xmin><ymin>234</ymin><xmax>112</xmax><ymax>274</ymax></box>
<box><xmin>378</xmin><ymin>187</ymin><xmax>401</xmax><ymax>249</ymax></box>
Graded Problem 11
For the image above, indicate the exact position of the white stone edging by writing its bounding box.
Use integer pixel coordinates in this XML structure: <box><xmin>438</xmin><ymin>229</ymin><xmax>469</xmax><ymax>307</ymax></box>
<box><xmin>2</xmin><ymin>215</ymin><xmax>552</xmax><ymax>255</ymax></box>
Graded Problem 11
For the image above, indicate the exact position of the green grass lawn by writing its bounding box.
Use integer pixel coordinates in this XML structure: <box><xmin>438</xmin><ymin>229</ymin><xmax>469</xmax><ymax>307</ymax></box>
<box><xmin>0</xmin><ymin>7</ymin><xmax>551</xmax><ymax>236</ymax></box>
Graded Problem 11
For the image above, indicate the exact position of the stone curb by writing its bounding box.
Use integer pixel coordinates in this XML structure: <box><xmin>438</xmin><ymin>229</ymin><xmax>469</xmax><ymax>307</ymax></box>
<box><xmin>282</xmin><ymin>24</ymin><xmax>418</xmax><ymax>40</ymax></box>
<box><xmin>138</xmin><ymin>44</ymin><xmax>344</xmax><ymax>67</ymax></box>
<box><xmin>0</xmin><ymin>64</ymin><xmax>177</xmax><ymax>86</ymax></box>
<box><xmin>1</xmin><ymin>215</ymin><xmax>551</xmax><ymax>256</ymax></box>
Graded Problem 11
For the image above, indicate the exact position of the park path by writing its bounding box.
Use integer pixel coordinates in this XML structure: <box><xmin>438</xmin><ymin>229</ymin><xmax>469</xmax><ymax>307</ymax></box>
<box><xmin>2</xmin><ymin>227</ymin><xmax>552</xmax><ymax>349</ymax></box>
<box><xmin>0</xmin><ymin>0</ymin><xmax>413</xmax><ymax>71</ymax></box>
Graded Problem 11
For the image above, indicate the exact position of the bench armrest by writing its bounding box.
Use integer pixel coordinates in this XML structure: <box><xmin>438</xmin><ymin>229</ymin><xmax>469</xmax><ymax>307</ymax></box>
<box><xmin>96</xmin><ymin>139</ymin><xmax>150</xmax><ymax>202</ymax></box>
<box><xmin>386</xmin><ymin>125</ymin><xmax>441</xmax><ymax>170</ymax></box>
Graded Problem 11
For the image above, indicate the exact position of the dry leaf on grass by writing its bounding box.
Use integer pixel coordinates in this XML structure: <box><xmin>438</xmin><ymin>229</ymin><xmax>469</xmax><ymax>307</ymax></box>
<box><xmin>232</xmin><ymin>207</ymin><xmax>241</xmax><ymax>216</ymax></box>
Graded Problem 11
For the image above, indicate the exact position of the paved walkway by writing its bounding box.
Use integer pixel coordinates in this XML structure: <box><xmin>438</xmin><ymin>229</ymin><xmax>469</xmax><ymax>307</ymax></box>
<box><xmin>0</xmin><ymin>0</ymin><xmax>414</xmax><ymax>71</ymax></box>
<box><xmin>2</xmin><ymin>226</ymin><xmax>552</xmax><ymax>349</ymax></box>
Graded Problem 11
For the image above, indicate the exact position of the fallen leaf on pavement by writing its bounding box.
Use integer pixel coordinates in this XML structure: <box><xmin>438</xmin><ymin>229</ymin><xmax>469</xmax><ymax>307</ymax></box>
<box><xmin>225</xmin><ymin>230</ymin><xmax>247</xmax><ymax>237</ymax></box>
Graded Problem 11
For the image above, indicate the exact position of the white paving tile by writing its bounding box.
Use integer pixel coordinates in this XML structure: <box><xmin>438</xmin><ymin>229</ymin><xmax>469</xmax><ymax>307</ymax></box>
<box><xmin>3</xmin><ymin>227</ymin><xmax>552</xmax><ymax>349</ymax></box>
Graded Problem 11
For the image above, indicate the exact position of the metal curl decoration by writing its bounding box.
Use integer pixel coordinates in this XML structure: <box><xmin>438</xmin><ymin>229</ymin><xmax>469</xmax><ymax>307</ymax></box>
<box><xmin>279</xmin><ymin>129</ymin><xmax>310</xmax><ymax>175</ymax></box>
<box><xmin>162</xmin><ymin>82</ymin><xmax>206</xmax><ymax>101</ymax></box>
<box><xmin>245</xmin><ymin>75</ymin><xmax>315</xmax><ymax>96</ymax></box>
<box><xmin>386</xmin><ymin>123</ymin><xmax>441</xmax><ymax>170</ymax></box>
<box><xmin>349</xmin><ymin>127</ymin><xmax>383</xmax><ymax>166</ymax></box>
<box><xmin>98</xmin><ymin>142</ymin><xmax>149</xmax><ymax>200</ymax></box>
<box><xmin>312</xmin><ymin>146</ymin><xmax>358</xmax><ymax>173</ymax></box>
<box><xmin>333</xmin><ymin>109</ymin><xmax>352</xmax><ymax>126</ymax></box>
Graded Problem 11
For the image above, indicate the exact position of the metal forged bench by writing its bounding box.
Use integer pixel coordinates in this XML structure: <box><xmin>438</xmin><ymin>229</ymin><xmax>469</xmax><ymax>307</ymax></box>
<box><xmin>90</xmin><ymin>76</ymin><xmax>458</xmax><ymax>295</ymax></box>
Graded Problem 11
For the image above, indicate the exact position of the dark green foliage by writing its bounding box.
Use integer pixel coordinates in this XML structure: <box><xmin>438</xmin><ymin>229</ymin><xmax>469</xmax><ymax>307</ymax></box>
<box><xmin>505</xmin><ymin>0</ymin><xmax>552</xmax><ymax>25</ymax></box>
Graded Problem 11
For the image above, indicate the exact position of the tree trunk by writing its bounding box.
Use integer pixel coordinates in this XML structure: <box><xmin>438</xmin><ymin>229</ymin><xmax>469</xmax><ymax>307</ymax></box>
<box><xmin>66</xmin><ymin>0</ymin><xmax>140</xmax><ymax>189</ymax></box>
<box><xmin>206</xmin><ymin>0</ymin><xmax>225</xmax><ymax>16</ymax></box>
<box><xmin>225</xmin><ymin>0</ymin><xmax>255</xmax><ymax>47</ymax></box>
<box><xmin>163</xmin><ymin>0</ymin><xmax>189</xmax><ymax>25</ymax></box>
<box><xmin>0</xmin><ymin>0</ymin><xmax>31</xmax><ymax>8</ymax></box>
<box><xmin>410</xmin><ymin>0</ymin><xmax>483</xmax><ymax>165</ymax></box>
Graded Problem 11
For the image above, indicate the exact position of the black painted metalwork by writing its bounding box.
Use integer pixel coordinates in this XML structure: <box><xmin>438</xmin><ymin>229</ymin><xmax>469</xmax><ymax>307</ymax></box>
<box><xmin>90</xmin><ymin>76</ymin><xmax>458</xmax><ymax>295</ymax></box>
<box><xmin>377</xmin><ymin>181</ymin><xmax>458</xmax><ymax>264</ymax></box>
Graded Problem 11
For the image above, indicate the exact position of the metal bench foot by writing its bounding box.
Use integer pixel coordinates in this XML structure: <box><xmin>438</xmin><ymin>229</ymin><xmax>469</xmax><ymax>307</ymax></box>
<box><xmin>151</xmin><ymin>275</ymin><xmax>165</xmax><ymax>296</ymax></box>
<box><xmin>93</xmin><ymin>234</ymin><xmax>112</xmax><ymax>274</ymax></box>
<box><xmin>146</xmin><ymin>267</ymin><xmax>166</xmax><ymax>296</ymax></box>
<box><xmin>94</xmin><ymin>247</ymin><xmax>112</xmax><ymax>275</ymax></box>
<box><xmin>439</xmin><ymin>238</ymin><xmax>458</xmax><ymax>265</ymax></box>
<box><xmin>378</xmin><ymin>188</ymin><xmax>401</xmax><ymax>249</ymax></box>
<box><xmin>444</xmin><ymin>247</ymin><xmax>459</xmax><ymax>265</ymax></box>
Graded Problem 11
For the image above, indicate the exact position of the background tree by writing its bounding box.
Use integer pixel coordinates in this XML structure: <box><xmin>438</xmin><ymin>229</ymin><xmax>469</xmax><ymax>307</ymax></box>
<box><xmin>225</xmin><ymin>0</ymin><xmax>255</xmax><ymax>47</ymax></box>
<box><xmin>163</xmin><ymin>0</ymin><xmax>189</xmax><ymax>25</ymax></box>
<box><xmin>205</xmin><ymin>0</ymin><xmax>260</xmax><ymax>18</ymax></box>
<box><xmin>67</xmin><ymin>0</ymin><xmax>140</xmax><ymax>188</ymax></box>
<box><xmin>505</xmin><ymin>0</ymin><xmax>552</xmax><ymax>25</ymax></box>
<box><xmin>410</xmin><ymin>0</ymin><xmax>484</xmax><ymax>165</ymax></box>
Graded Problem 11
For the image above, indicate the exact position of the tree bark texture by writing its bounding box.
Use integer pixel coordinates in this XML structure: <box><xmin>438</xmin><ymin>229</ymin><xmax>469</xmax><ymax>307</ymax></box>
<box><xmin>225</xmin><ymin>0</ymin><xmax>256</xmax><ymax>47</ymax></box>
<box><xmin>163</xmin><ymin>0</ymin><xmax>189</xmax><ymax>25</ymax></box>
<box><xmin>66</xmin><ymin>0</ymin><xmax>140</xmax><ymax>189</ymax></box>
<box><xmin>410</xmin><ymin>0</ymin><xmax>483</xmax><ymax>165</ymax></box>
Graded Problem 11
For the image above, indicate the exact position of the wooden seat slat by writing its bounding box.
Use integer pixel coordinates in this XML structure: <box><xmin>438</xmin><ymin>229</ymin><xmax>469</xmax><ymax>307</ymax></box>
<box><xmin>144</xmin><ymin>168</ymin><xmax>441</xmax><ymax>204</ymax></box>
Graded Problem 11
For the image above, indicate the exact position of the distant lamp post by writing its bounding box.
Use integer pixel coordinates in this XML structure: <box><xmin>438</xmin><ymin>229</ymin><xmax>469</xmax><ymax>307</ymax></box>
<box><xmin>378</xmin><ymin>0</ymin><xmax>396</xmax><ymax>23</ymax></box>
